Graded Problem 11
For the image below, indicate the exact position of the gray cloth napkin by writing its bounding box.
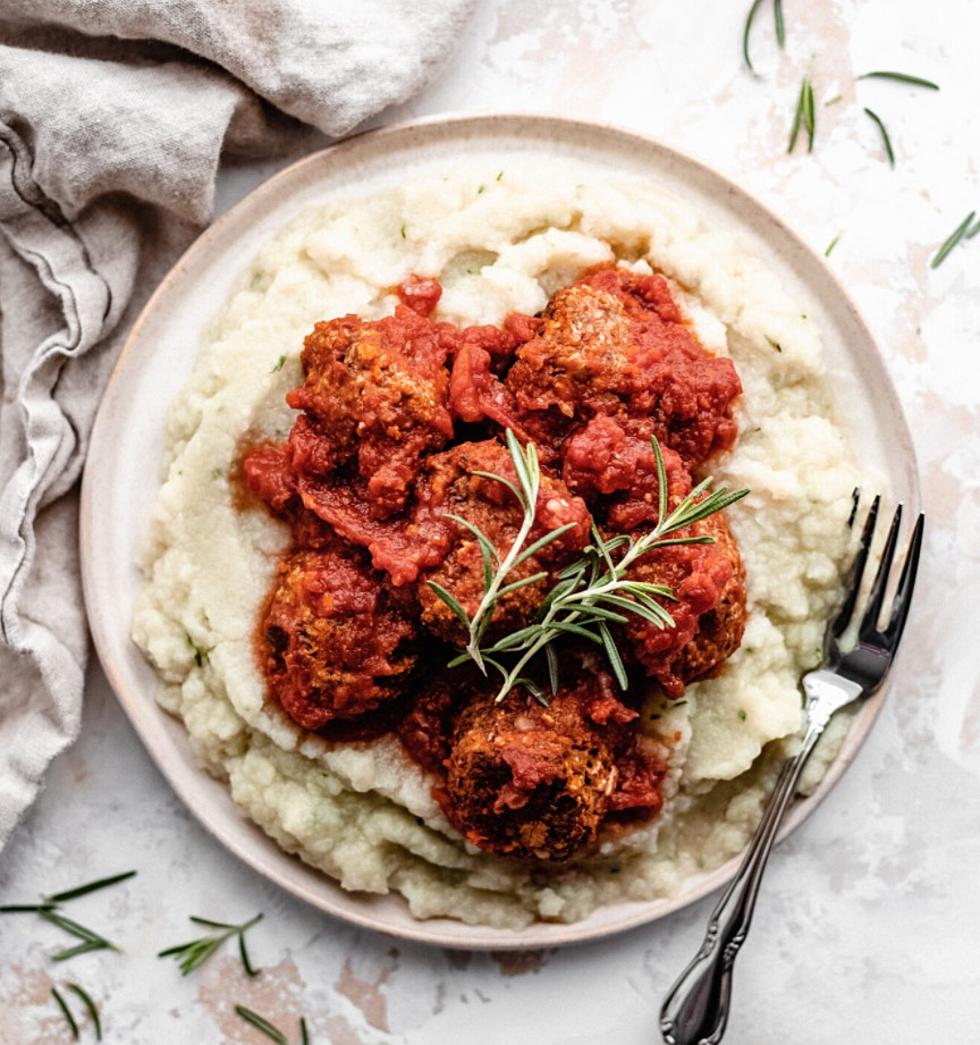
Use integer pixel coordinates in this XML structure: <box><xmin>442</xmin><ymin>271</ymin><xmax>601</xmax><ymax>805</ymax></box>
<box><xmin>0</xmin><ymin>0</ymin><xmax>474</xmax><ymax>848</ymax></box>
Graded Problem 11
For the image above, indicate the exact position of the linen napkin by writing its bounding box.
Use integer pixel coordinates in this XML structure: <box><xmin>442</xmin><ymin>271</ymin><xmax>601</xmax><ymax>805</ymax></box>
<box><xmin>0</xmin><ymin>0</ymin><xmax>474</xmax><ymax>848</ymax></box>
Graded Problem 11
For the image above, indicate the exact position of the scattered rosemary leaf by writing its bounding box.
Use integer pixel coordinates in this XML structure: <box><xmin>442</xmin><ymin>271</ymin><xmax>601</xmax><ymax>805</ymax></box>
<box><xmin>824</xmin><ymin>233</ymin><xmax>842</xmax><ymax>257</ymax></box>
<box><xmin>496</xmin><ymin>170</ymin><xmax>504</xmax><ymax>182</ymax></box>
<box><xmin>51</xmin><ymin>987</ymin><xmax>79</xmax><ymax>1041</ymax></box>
<box><xmin>742</xmin><ymin>0</ymin><xmax>766</xmax><ymax>73</ymax></box>
<box><xmin>863</xmin><ymin>108</ymin><xmax>895</xmax><ymax>167</ymax></box>
<box><xmin>45</xmin><ymin>871</ymin><xmax>137</xmax><ymax>905</ymax></box>
<box><xmin>858</xmin><ymin>70</ymin><xmax>939</xmax><ymax>91</ymax></box>
<box><xmin>773</xmin><ymin>0</ymin><xmax>785</xmax><ymax>48</ymax></box>
<box><xmin>824</xmin><ymin>94</ymin><xmax>843</xmax><ymax>107</ymax></box>
<box><xmin>66</xmin><ymin>984</ymin><xmax>102</xmax><ymax>1041</ymax></box>
<box><xmin>300</xmin><ymin>1016</ymin><xmax>311</xmax><ymax>1045</ymax></box>
<box><xmin>0</xmin><ymin>902</ymin><xmax>55</xmax><ymax>913</ymax></box>
<box><xmin>271</xmin><ymin>354</ymin><xmax>286</xmax><ymax>373</ymax></box>
<box><xmin>803</xmin><ymin>76</ymin><xmax>816</xmax><ymax>152</ymax></box>
<box><xmin>234</xmin><ymin>1006</ymin><xmax>288</xmax><ymax>1045</ymax></box>
<box><xmin>41</xmin><ymin>909</ymin><xmax>118</xmax><ymax>959</ymax></box>
<box><xmin>931</xmin><ymin>211</ymin><xmax>977</xmax><ymax>269</ymax></box>
<box><xmin>765</xmin><ymin>336</ymin><xmax>782</xmax><ymax>353</ymax></box>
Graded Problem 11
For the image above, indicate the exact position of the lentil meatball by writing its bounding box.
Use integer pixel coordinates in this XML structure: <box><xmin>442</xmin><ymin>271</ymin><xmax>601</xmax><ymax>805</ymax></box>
<box><xmin>259</xmin><ymin>547</ymin><xmax>417</xmax><ymax>730</ymax></box>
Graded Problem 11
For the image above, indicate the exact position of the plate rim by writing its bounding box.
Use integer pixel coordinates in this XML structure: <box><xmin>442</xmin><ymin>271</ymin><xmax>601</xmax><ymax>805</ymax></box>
<box><xmin>79</xmin><ymin>111</ymin><xmax>921</xmax><ymax>950</ymax></box>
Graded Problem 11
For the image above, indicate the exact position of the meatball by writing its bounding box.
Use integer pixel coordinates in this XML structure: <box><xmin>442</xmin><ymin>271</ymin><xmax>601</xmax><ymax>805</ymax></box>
<box><xmin>415</xmin><ymin>440</ymin><xmax>591</xmax><ymax>644</ymax></box>
<box><xmin>504</xmin><ymin>267</ymin><xmax>741</xmax><ymax>465</ymax></box>
<box><xmin>285</xmin><ymin>302</ymin><xmax>456</xmax><ymax>518</ymax></box>
<box><xmin>623</xmin><ymin>512</ymin><xmax>747</xmax><ymax>698</ymax></box>
<box><xmin>259</xmin><ymin>547</ymin><xmax>417</xmax><ymax>730</ymax></box>
<box><xmin>442</xmin><ymin>680</ymin><xmax>619</xmax><ymax>862</ymax></box>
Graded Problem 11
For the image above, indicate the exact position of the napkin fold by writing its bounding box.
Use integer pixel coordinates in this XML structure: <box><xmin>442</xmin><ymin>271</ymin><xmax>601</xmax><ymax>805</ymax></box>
<box><xmin>0</xmin><ymin>0</ymin><xmax>474</xmax><ymax>847</ymax></box>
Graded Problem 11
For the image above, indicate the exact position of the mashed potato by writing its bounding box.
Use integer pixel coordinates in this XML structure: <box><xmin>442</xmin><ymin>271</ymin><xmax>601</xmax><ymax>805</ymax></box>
<box><xmin>132</xmin><ymin>162</ymin><xmax>861</xmax><ymax>927</ymax></box>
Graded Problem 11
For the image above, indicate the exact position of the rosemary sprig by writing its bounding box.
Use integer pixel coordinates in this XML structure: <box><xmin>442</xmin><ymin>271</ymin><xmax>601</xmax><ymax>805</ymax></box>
<box><xmin>66</xmin><ymin>983</ymin><xmax>102</xmax><ymax>1041</ymax></box>
<box><xmin>51</xmin><ymin>987</ymin><xmax>79</xmax><ymax>1041</ymax></box>
<box><xmin>857</xmin><ymin>70</ymin><xmax>939</xmax><ymax>91</ymax></box>
<box><xmin>742</xmin><ymin>0</ymin><xmax>766</xmax><ymax>74</ymax></box>
<box><xmin>158</xmin><ymin>912</ymin><xmax>263</xmax><ymax>976</ymax></box>
<box><xmin>931</xmin><ymin>211</ymin><xmax>977</xmax><ymax>269</ymax></box>
<box><xmin>773</xmin><ymin>0</ymin><xmax>785</xmax><ymax>48</ymax></box>
<box><xmin>234</xmin><ymin>1005</ymin><xmax>288</xmax><ymax>1044</ymax></box>
<box><xmin>441</xmin><ymin>433</ymin><xmax>748</xmax><ymax>702</ymax></box>
<box><xmin>863</xmin><ymin>108</ymin><xmax>895</xmax><ymax>167</ymax></box>
<box><xmin>427</xmin><ymin>429</ymin><xmax>574</xmax><ymax>675</ymax></box>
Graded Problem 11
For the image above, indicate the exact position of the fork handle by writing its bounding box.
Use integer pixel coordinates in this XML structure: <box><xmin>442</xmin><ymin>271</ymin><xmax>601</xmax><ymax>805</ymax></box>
<box><xmin>659</xmin><ymin>720</ymin><xmax>824</xmax><ymax>1045</ymax></box>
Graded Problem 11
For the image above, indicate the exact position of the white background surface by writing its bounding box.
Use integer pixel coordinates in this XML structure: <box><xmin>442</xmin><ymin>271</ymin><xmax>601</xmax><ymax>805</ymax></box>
<box><xmin>3</xmin><ymin>1</ymin><xmax>979</xmax><ymax>1042</ymax></box>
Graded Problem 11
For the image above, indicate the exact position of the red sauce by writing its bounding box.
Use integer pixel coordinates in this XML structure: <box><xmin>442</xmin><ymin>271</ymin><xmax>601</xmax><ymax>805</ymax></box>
<box><xmin>240</xmin><ymin>268</ymin><xmax>747</xmax><ymax>855</ymax></box>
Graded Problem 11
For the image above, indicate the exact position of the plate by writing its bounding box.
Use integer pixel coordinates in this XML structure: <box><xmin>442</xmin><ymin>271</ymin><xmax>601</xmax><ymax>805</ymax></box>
<box><xmin>80</xmin><ymin>113</ymin><xmax>921</xmax><ymax>950</ymax></box>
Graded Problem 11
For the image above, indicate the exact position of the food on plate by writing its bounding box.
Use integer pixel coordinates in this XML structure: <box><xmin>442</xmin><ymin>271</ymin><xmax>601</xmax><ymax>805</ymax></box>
<box><xmin>134</xmin><ymin>162</ymin><xmax>862</xmax><ymax>927</ymax></box>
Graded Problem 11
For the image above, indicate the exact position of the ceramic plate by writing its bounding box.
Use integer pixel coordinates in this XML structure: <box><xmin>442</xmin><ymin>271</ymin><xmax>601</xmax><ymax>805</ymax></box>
<box><xmin>80</xmin><ymin>114</ymin><xmax>920</xmax><ymax>950</ymax></box>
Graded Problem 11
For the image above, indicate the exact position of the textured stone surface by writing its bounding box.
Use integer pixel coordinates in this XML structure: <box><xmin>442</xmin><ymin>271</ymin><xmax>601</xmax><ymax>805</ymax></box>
<box><xmin>2</xmin><ymin>1</ymin><xmax>979</xmax><ymax>1041</ymax></box>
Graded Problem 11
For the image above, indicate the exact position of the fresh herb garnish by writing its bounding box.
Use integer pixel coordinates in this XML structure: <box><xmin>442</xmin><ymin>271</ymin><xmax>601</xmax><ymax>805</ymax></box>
<box><xmin>400</xmin><ymin>222</ymin><xmax>407</xmax><ymax>239</ymax></box>
<box><xmin>788</xmin><ymin>74</ymin><xmax>815</xmax><ymax>153</ymax></box>
<box><xmin>42</xmin><ymin>910</ymin><xmax>119</xmax><ymax>961</ymax></box>
<box><xmin>824</xmin><ymin>233</ymin><xmax>842</xmax><ymax>257</ymax></box>
<box><xmin>742</xmin><ymin>0</ymin><xmax>766</xmax><ymax>74</ymax></box>
<box><xmin>931</xmin><ymin>211</ymin><xmax>977</xmax><ymax>269</ymax></box>
<box><xmin>824</xmin><ymin>94</ymin><xmax>843</xmax><ymax>107</ymax></box>
<box><xmin>271</xmin><ymin>354</ymin><xmax>287</xmax><ymax>373</ymax></box>
<box><xmin>435</xmin><ymin>432</ymin><xmax>748</xmax><ymax>702</ymax></box>
<box><xmin>158</xmin><ymin>912</ymin><xmax>263</xmax><ymax>976</ymax></box>
<box><xmin>234</xmin><ymin>1005</ymin><xmax>289</xmax><ymax>1044</ymax></box>
<box><xmin>773</xmin><ymin>0</ymin><xmax>785</xmax><ymax>48</ymax></box>
<box><xmin>496</xmin><ymin>170</ymin><xmax>504</xmax><ymax>182</ymax></box>
<box><xmin>857</xmin><ymin>70</ymin><xmax>939</xmax><ymax>91</ymax></box>
<box><xmin>45</xmin><ymin>871</ymin><xmax>137</xmax><ymax>905</ymax></box>
<box><xmin>66</xmin><ymin>983</ymin><xmax>102</xmax><ymax>1041</ymax></box>
<box><xmin>863</xmin><ymin>108</ymin><xmax>895</xmax><ymax>167</ymax></box>
<box><xmin>52</xmin><ymin>987</ymin><xmax>80</xmax><ymax>1041</ymax></box>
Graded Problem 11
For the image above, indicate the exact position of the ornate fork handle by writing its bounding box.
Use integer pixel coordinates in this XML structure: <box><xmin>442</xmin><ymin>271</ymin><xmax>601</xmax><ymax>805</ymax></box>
<box><xmin>659</xmin><ymin>709</ymin><xmax>829</xmax><ymax>1045</ymax></box>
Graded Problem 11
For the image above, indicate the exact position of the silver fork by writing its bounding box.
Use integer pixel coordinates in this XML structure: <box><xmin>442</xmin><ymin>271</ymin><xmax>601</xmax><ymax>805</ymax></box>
<box><xmin>659</xmin><ymin>496</ymin><xmax>925</xmax><ymax>1045</ymax></box>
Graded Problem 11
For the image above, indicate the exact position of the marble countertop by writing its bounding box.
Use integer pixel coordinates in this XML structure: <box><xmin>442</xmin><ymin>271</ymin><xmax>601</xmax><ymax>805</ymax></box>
<box><xmin>3</xmin><ymin>1</ymin><xmax>979</xmax><ymax>1041</ymax></box>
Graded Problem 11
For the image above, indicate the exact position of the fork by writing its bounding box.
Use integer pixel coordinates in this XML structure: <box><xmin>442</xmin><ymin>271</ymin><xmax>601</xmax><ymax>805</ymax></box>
<box><xmin>659</xmin><ymin>496</ymin><xmax>924</xmax><ymax>1045</ymax></box>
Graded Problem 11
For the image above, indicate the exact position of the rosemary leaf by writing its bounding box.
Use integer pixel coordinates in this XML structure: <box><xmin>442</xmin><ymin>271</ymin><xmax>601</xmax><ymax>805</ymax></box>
<box><xmin>824</xmin><ymin>232</ymin><xmax>842</xmax><ymax>257</ymax></box>
<box><xmin>967</xmin><ymin>218</ymin><xmax>980</xmax><ymax>240</ymax></box>
<box><xmin>545</xmin><ymin>644</ymin><xmax>560</xmax><ymax>695</ymax></box>
<box><xmin>239</xmin><ymin>932</ymin><xmax>259</xmax><ymax>978</ymax></box>
<box><xmin>511</xmin><ymin>522</ymin><xmax>577</xmax><ymax>569</ymax></box>
<box><xmin>426</xmin><ymin>582</ymin><xmax>472</xmax><ymax>629</ymax></box>
<box><xmin>45</xmin><ymin>871</ymin><xmax>137</xmax><ymax>905</ymax></box>
<box><xmin>742</xmin><ymin>0</ymin><xmax>766</xmax><ymax>73</ymax></box>
<box><xmin>863</xmin><ymin>108</ymin><xmax>895</xmax><ymax>167</ymax></box>
<box><xmin>598</xmin><ymin>622</ymin><xmax>629</xmax><ymax>689</ymax></box>
<box><xmin>66</xmin><ymin>983</ymin><xmax>102</xmax><ymax>1041</ymax></box>
<box><xmin>301</xmin><ymin>1016</ymin><xmax>311</xmax><ymax>1045</ymax></box>
<box><xmin>0</xmin><ymin>903</ymin><xmax>55</xmax><ymax>913</ymax></box>
<box><xmin>931</xmin><ymin>211</ymin><xmax>976</xmax><ymax>269</ymax></box>
<box><xmin>496</xmin><ymin>571</ymin><xmax>549</xmax><ymax>598</ymax></box>
<box><xmin>52</xmin><ymin>941</ymin><xmax>112</xmax><ymax>963</ymax></box>
<box><xmin>51</xmin><ymin>987</ymin><xmax>79</xmax><ymax>1041</ymax></box>
<box><xmin>234</xmin><ymin>1005</ymin><xmax>288</xmax><ymax>1045</ymax></box>
<box><xmin>773</xmin><ymin>0</ymin><xmax>785</xmax><ymax>48</ymax></box>
<box><xmin>858</xmin><ymin>70</ymin><xmax>939</xmax><ymax>91</ymax></box>
<box><xmin>803</xmin><ymin>76</ymin><xmax>816</xmax><ymax>152</ymax></box>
